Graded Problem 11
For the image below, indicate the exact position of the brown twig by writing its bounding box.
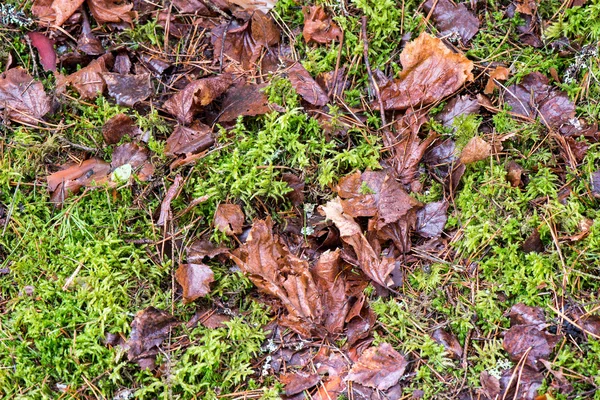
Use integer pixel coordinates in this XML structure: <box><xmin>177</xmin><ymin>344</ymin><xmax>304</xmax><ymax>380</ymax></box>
<box><xmin>360</xmin><ymin>16</ymin><xmax>386</xmax><ymax>128</ymax></box>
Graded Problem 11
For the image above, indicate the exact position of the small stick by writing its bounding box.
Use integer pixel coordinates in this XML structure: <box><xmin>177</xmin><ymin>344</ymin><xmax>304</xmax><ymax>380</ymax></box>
<box><xmin>361</xmin><ymin>16</ymin><xmax>386</xmax><ymax>127</ymax></box>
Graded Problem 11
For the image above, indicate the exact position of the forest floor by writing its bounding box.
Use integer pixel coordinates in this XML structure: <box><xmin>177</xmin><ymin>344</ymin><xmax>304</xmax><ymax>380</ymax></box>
<box><xmin>1</xmin><ymin>0</ymin><xmax>600</xmax><ymax>399</ymax></box>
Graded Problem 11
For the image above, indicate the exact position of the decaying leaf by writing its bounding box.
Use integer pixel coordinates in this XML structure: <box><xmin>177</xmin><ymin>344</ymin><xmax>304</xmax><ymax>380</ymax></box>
<box><xmin>32</xmin><ymin>0</ymin><xmax>85</xmax><ymax>26</ymax></box>
<box><xmin>416</xmin><ymin>201</ymin><xmax>449</xmax><ymax>238</ymax></box>
<box><xmin>0</xmin><ymin>68</ymin><xmax>51</xmax><ymax>125</ymax></box>
<box><xmin>509</xmin><ymin>303</ymin><xmax>546</xmax><ymax>328</ymax></box>
<box><xmin>214</xmin><ymin>203</ymin><xmax>244</xmax><ymax>235</ymax></box>
<box><xmin>228</xmin><ymin>0</ymin><xmax>277</xmax><ymax>13</ymax></box>
<box><xmin>346</xmin><ymin>342</ymin><xmax>408</xmax><ymax>391</ymax></box>
<box><xmin>391</xmin><ymin>126</ymin><xmax>437</xmax><ymax>185</ymax></box>
<box><xmin>592</xmin><ymin>171</ymin><xmax>600</xmax><ymax>198</ymax></box>
<box><xmin>506</xmin><ymin>161</ymin><xmax>524</xmax><ymax>187</ymax></box>
<box><xmin>481</xmin><ymin>367</ymin><xmax>544</xmax><ymax>400</ymax></box>
<box><xmin>302</xmin><ymin>6</ymin><xmax>342</xmax><ymax>44</ymax></box>
<box><xmin>312</xmin><ymin>249</ymin><xmax>348</xmax><ymax>334</ymax></box>
<box><xmin>217</xmin><ymin>83</ymin><xmax>271</xmax><ymax>122</ymax></box>
<box><xmin>436</xmin><ymin>95</ymin><xmax>480</xmax><ymax>128</ymax></box>
<box><xmin>459</xmin><ymin>136</ymin><xmax>491</xmax><ymax>164</ymax></box>
<box><xmin>431</xmin><ymin>329</ymin><xmax>463</xmax><ymax>359</ymax></box>
<box><xmin>62</xmin><ymin>53</ymin><xmax>113</xmax><ymax>100</ymax></box>
<box><xmin>503</xmin><ymin>325</ymin><xmax>560</xmax><ymax>370</ymax></box>
<box><xmin>280</xmin><ymin>372</ymin><xmax>321</xmax><ymax>396</ymax></box>
<box><xmin>287</xmin><ymin>62</ymin><xmax>329</xmax><ymax>106</ymax></box>
<box><xmin>87</xmin><ymin>0</ymin><xmax>135</xmax><ymax>25</ymax></box>
<box><xmin>516</xmin><ymin>0</ymin><xmax>538</xmax><ymax>15</ymax></box>
<box><xmin>175</xmin><ymin>263</ymin><xmax>215</xmax><ymax>303</ymax></box>
<box><xmin>522</xmin><ymin>228</ymin><xmax>544</xmax><ymax>253</ymax></box>
<box><xmin>165</xmin><ymin>122</ymin><xmax>214</xmax><ymax>156</ymax></box>
<box><xmin>47</xmin><ymin>158</ymin><xmax>111</xmax><ymax>203</ymax></box>
<box><xmin>126</xmin><ymin>307</ymin><xmax>179</xmax><ymax>369</ymax></box>
<box><xmin>111</xmin><ymin>142</ymin><xmax>154</xmax><ymax>181</ymax></box>
<box><xmin>102</xmin><ymin>113</ymin><xmax>143</xmax><ymax>144</ymax></box>
<box><xmin>103</xmin><ymin>73</ymin><xmax>153</xmax><ymax>107</ymax></box>
<box><xmin>157</xmin><ymin>174</ymin><xmax>183</xmax><ymax>226</ymax></box>
<box><xmin>484</xmin><ymin>66</ymin><xmax>510</xmax><ymax>94</ymax></box>
<box><xmin>27</xmin><ymin>32</ymin><xmax>56</xmax><ymax>71</ymax></box>
<box><xmin>379</xmin><ymin>32</ymin><xmax>473</xmax><ymax>110</ymax></box>
<box><xmin>423</xmin><ymin>0</ymin><xmax>480</xmax><ymax>43</ymax></box>
<box><xmin>163</xmin><ymin>74</ymin><xmax>233</xmax><ymax>124</ymax></box>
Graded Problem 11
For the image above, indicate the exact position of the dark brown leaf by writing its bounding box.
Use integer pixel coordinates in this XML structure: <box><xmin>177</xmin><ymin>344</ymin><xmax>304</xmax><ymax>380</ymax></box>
<box><xmin>175</xmin><ymin>263</ymin><xmax>215</xmax><ymax>303</ymax></box>
<box><xmin>506</xmin><ymin>161</ymin><xmax>524</xmax><ymax>187</ymax></box>
<box><xmin>346</xmin><ymin>342</ymin><xmax>408</xmax><ymax>391</ymax></box>
<box><xmin>459</xmin><ymin>136</ymin><xmax>491</xmax><ymax>164</ymax></box>
<box><xmin>214</xmin><ymin>203</ymin><xmax>244</xmax><ymax>235</ymax></box>
<box><xmin>280</xmin><ymin>372</ymin><xmax>321</xmax><ymax>396</ymax></box>
<box><xmin>592</xmin><ymin>171</ymin><xmax>600</xmax><ymax>198</ymax></box>
<box><xmin>423</xmin><ymin>0</ymin><xmax>480</xmax><ymax>43</ymax></box>
<box><xmin>431</xmin><ymin>329</ymin><xmax>462</xmax><ymax>359</ymax></box>
<box><xmin>163</xmin><ymin>74</ymin><xmax>233</xmax><ymax>124</ymax></box>
<box><xmin>311</xmin><ymin>249</ymin><xmax>348</xmax><ymax>334</ymax></box>
<box><xmin>416</xmin><ymin>201</ymin><xmax>449</xmax><ymax>238</ymax></box>
<box><xmin>522</xmin><ymin>228</ymin><xmax>544</xmax><ymax>253</ymax></box>
<box><xmin>503</xmin><ymin>325</ymin><xmax>561</xmax><ymax>370</ymax></box>
<box><xmin>165</xmin><ymin>122</ymin><xmax>214</xmax><ymax>156</ymax></box>
<box><xmin>78</xmin><ymin>12</ymin><xmax>104</xmax><ymax>55</ymax></box>
<box><xmin>509</xmin><ymin>303</ymin><xmax>546</xmax><ymax>327</ymax></box>
<box><xmin>302</xmin><ymin>6</ymin><xmax>342</xmax><ymax>44</ymax></box>
<box><xmin>63</xmin><ymin>53</ymin><xmax>113</xmax><ymax>100</ymax></box>
<box><xmin>102</xmin><ymin>113</ymin><xmax>143</xmax><ymax>144</ymax></box>
<box><xmin>281</xmin><ymin>173</ymin><xmax>305</xmax><ymax>206</ymax></box>
<box><xmin>157</xmin><ymin>174</ymin><xmax>183</xmax><ymax>226</ymax></box>
<box><xmin>187</xmin><ymin>238</ymin><xmax>230</xmax><ymax>262</ymax></box>
<box><xmin>27</xmin><ymin>32</ymin><xmax>56</xmax><ymax>72</ymax></box>
<box><xmin>218</xmin><ymin>83</ymin><xmax>272</xmax><ymax>122</ymax></box>
<box><xmin>0</xmin><ymin>68</ymin><xmax>51</xmax><ymax>125</ymax></box>
<box><xmin>87</xmin><ymin>0</ymin><xmax>135</xmax><ymax>25</ymax></box>
<box><xmin>498</xmin><ymin>366</ymin><xmax>544</xmax><ymax>400</ymax></box>
<box><xmin>113</xmin><ymin>52</ymin><xmax>132</xmax><ymax>75</ymax></box>
<box><xmin>379</xmin><ymin>32</ymin><xmax>473</xmax><ymax>110</ymax></box>
<box><xmin>126</xmin><ymin>307</ymin><xmax>179</xmax><ymax>368</ymax></box>
<box><xmin>287</xmin><ymin>62</ymin><xmax>329</xmax><ymax>106</ymax></box>
<box><xmin>391</xmin><ymin>125</ymin><xmax>437</xmax><ymax>185</ymax></box>
<box><xmin>436</xmin><ymin>95</ymin><xmax>480</xmax><ymax>128</ymax></box>
<box><xmin>102</xmin><ymin>73</ymin><xmax>152</xmax><ymax>107</ymax></box>
<box><xmin>111</xmin><ymin>142</ymin><xmax>154</xmax><ymax>181</ymax></box>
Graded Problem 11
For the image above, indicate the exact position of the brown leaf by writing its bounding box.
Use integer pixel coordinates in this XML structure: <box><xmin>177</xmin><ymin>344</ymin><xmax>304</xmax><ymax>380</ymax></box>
<box><xmin>302</xmin><ymin>6</ymin><xmax>342</xmax><ymax>44</ymax></box>
<box><xmin>436</xmin><ymin>95</ymin><xmax>480</xmax><ymax>128</ymax></box>
<box><xmin>506</xmin><ymin>161</ymin><xmax>524</xmax><ymax>187</ymax></box>
<box><xmin>431</xmin><ymin>329</ymin><xmax>463</xmax><ymax>359</ymax></box>
<box><xmin>379</xmin><ymin>32</ymin><xmax>473</xmax><ymax>110</ymax></box>
<box><xmin>484</xmin><ymin>66</ymin><xmax>510</xmax><ymax>94</ymax></box>
<box><xmin>64</xmin><ymin>53</ymin><xmax>113</xmax><ymax>100</ymax></box>
<box><xmin>509</xmin><ymin>303</ymin><xmax>546</xmax><ymax>327</ymax></box>
<box><xmin>281</xmin><ymin>173</ymin><xmax>305</xmax><ymax>206</ymax></box>
<box><xmin>459</xmin><ymin>136</ymin><xmax>491</xmax><ymax>164</ymax></box>
<box><xmin>126</xmin><ymin>307</ymin><xmax>179</xmax><ymax>369</ymax></box>
<box><xmin>346</xmin><ymin>342</ymin><xmax>408</xmax><ymax>391</ymax></box>
<box><xmin>32</xmin><ymin>0</ymin><xmax>85</xmax><ymax>26</ymax></box>
<box><xmin>217</xmin><ymin>83</ymin><xmax>272</xmax><ymax>122</ymax></box>
<box><xmin>416</xmin><ymin>201</ymin><xmax>449</xmax><ymax>238</ymax></box>
<box><xmin>287</xmin><ymin>62</ymin><xmax>329</xmax><ymax>106</ymax></box>
<box><xmin>163</xmin><ymin>74</ymin><xmax>233</xmax><ymax>124</ymax></box>
<box><xmin>498</xmin><ymin>366</ymin><xmax>544</xmax><ymax>400</ymax></box>
<box><xmin>522</xmin><ymin>228</ymin><xmax>544</xmax><ymax>253</ymax></box>
<box><xmin>47</xmin><ymin>158</ymin><xmax>111</xmax><ymax>203</ymax></box>
<box><xmin>78</xmin><ymin>12</ymin><xmax>104</xmax><ymax>55</ymax></box>
<box><xmin>27</xmin><ymin>32</ymin><xmax>56</xmax><ymax>72</ymax></box>
<box><xmin>102</xmin><ymin>113</ymin><xmax>142</xmax><ymax>144</ymax></box>
<box><xmin>503</xmin><ymin>325</ymin><xmax>561</xmax><ymax>370</ymax></box>
<box><xmin>423</xmin><ymin>0</ymin><xmax>480</xmax><ymax>43</ymax></box>
<box><xmin>312</xmin><ymin>249</ymin><xmax>348</xmax><ymax>334</ymax></box>
<box><xmin>87</xmin><ymin>0</ymin><xmax>135</xmax><ymax>25</ymax></box>
<box><xmin>516</xmin><ymin>0</ymin><xmax>538</xmax><ymax>15</ymax></box>
<box><xmin>280</xmin><ymin>372</ymin><xmax>321</xmax><ymax>396</ymax></box>
<box><xmin>592</xmin><ymin>171</ymin><xmax>600</xmax><ymax>198</ymax></box>
<box><xmin>166</xmin><ymin>122</ymin><xmax>214</xmax><ymax>156</ymax></box>
<box><xmin>157</xmin><ymin>174</ymin><xmax>183</xmax><ymax>226</ymax></box>
<box><xmin>214</xmin><ymin>203</ymin><xmax>245</xmax><ymax>235</ymax></box>
<box><xmin>187</xmin><ymin>238</ymin><xmax>230</xmax><ymax>262</ymax></box>
<box><xmin>391</xmin><ymin>125</ymin><xmax>437</xmax><ymax>185</ymax></box>
<box><xmin>228</xmin><ymin>0</ymin><xmax>277</xmax><ymax>13</ymax></box>
<box><xmin>111</xmin><ymin>142</ymin><xmax>154</xmax><ymax>181</ymax></box>
<box><xmin>175</xmin><ymin>263</ymin><xmax>215</xmax><ymax>303</ymax></box>
<box><xmin>0</xmin><ymin>68</ymin><xmax>51</xmax><ymax>125</ymax></box>
<box><xmin>102</xmin><ymin>73</ymin><xmax>152</xmax><ymax>107</ymax></box>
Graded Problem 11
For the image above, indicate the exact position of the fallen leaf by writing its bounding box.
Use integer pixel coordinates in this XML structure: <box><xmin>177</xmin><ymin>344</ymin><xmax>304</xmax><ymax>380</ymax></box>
<box><xmin>102</xmin><ymin>73</ymin><xmax>153</xmax><ymax>107</ymax></box>
<box><xmin>484</xmin><ymin>66</ymin><xmax>510</xmax><ymax>94</ymax></box>
<box><xmin>436</xmin><ymin>95</ymin><xmax>480</xmax><ymax>128</ymax></box>
<box><xmin>187</xmin><ymin>238</ymin><xmax>230</xmax><ymax>262</ymax></box>
<box><xmin>416</xmin><ymin>201</ymin><xmax>449</xmax><ymax>238</ymax></box>
<box><xmin>503</xmin><ymin>325</ymin><xmax>561</xmax><ymax>370</ymax></box>
<box><xmin>157</xmin><ymin>175</ymin><xmax>183</xmax><ymax>226</ymax></box>
<box><xmin>87</xmin><ymin>0</ymin><xmax>135</xmax><ymax>25</ymax></box>
<box><xmin>111</xmin><ymin>142</ymin><xmax>154</xmax><ymax>181</ymax></box>
<box><xmin>509</xmin><ymin>303</ymin><xmax>546</xmax><ymax>328</ymax></box>
<box><xmin>506</xmin><ymin>161</ymin><xmax>524</xmax><ymax>187</ymax></box>
<box><xmin>390</xmin><ymin>123</ymin><xmax>437</xmax><ymax>185</ymax></box>
<box><xmin>47</xmin><ymin>158</ymin><xmax>111</xmax><ymax>203</ymax></box>
<box><xmin>312</xmin><ymin>249</ymin><xmax>348</xmax><ymax>334</ymax></box>
<box><xmin>228</xmin><ymin>0</ymin><xmax>277</xmax><ymax>13</ymax></box>
<box><xmin>287</xmin><ymin>62</ymin><xmax>329</xmax><ymax>106</ymax></box>
<box><xmin>175</xmin><ymin>263</ymin><xmax>215</xmax><ymax>303</ymax></box>
<box><xmin>522</xmin><ymin>228</ymin><xmax>544</xmax><ymax>253</ymax></box>
<box><xmin>481</xmin><ymin>367</ymin><xmax>544</xmax><ymax>400</ymax></box>
<box><xmin>214</xmin><ymin>204</ymin><xmax>245</xmax><ymax>235</ymax></box>
<box><xmin>280</xmin><ymin>372</ymin><xmax>321</xmax><ymax>396</ymax></box>
<box><xmin>27</xmin><ymin>32</ymin><xmax>56</xmax><ymax>71</ymax></box>
<box><xmin>346</xmin><ymin>342</ymin><xmax>408</xmax><ymax>391</ymax></box>
<box><xmin>218</xmin><ymin>83</ymin><xmax>271</xmax><ymax>122</ymax></box>
<box><xmin>163</xmin><ymin>74</ymin><xmax>233</xmax><ymax>124</ymax></box>
<box><xmin>516</xmin><ymin>0</ymin><xmax>538</xmax><ymax>15</ymax></box>
<box><xmin>165</xmin><ymin>122</ymin><xmax>214</xmax><ymax>156</ymax></box>
<box><xmin>591</xmin><ymin>171</ymin><xmax>600</xmax><ymax>198</ymax></box>
<box><xmin>78</xmin><ymin>12</ymin><xmax>104</xmax><ymax>55</ymax></box>
<box><xmin>281</xmin><ymin>173</ymin><xmax>305</xmax><ymax>206</ymax></box>
<box><xmin>126</xmin><ymin>307</ymin><xmax>179</xmax><ymax>369</ymax></box>
<box><xmin>0</xmin><ymin>68</ymin><xmax>51</xmax><ymax>125</ymax></box>
<box><xmin>102</xmin><ymin>113</ymin><xmax>143</xmax><ymax>144</ymax></box>
<box><xmin>63</xmin><ymin>53</ymin><xmax>113</xmax><ymax>100</ymax></box>
<box><xmin>424</xmin><ymin>139</ymin><xmax>457</xmax><ymax>173</ymax></box>
<box><xmin>379</xmin><ymin>32</ymin><xmax>473</xmax><ymax>110</ymax></box>
<box><xmin>459</xmin><ymin>136</ymin><xmax>491</xmax><ymax>164</ymax></box>
<box><xmin>302</xmin><ymin>6</ymin><xmax>342</xmax><ymax>44</ymax></box>
<box><xmin>431</xmin><ymin>329</ymin><xmax>462</xmax><ymax>359</ymax></box>
<box><xmin>423</xmin><ymin>0</ymin><xmax>480</xmax><ymax>43</ymax></box>
<box><xmin>32</xmin><ymin>0</ymin><xmax>85</xmax><ymax>26</ymax></box>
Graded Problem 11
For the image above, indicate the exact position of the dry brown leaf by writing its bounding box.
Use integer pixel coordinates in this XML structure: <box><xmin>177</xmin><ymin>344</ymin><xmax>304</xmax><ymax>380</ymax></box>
<box><xmin>0</xmin><ymin>68</ymin><xmax>51</xmax><ymax>125</ymax></box>
<box><xmin>214</xmin><ymin>204</ymin><xmax>244</xmax><ymax>235</ymax></box>
<box><xmin>165</xmin><ymin>122</ymin><xmax>214</xmax><ymax>156</ymax></box>
<box><xmin>506</xmin><ymin>160</ymin><xmax>524</xmax><ymax>187</ymax></box>
<box><xmin>346</xmin><ymin>343</ymin><xmax>408</xmax><ymax>391</ymax></box>
<box><xmin>459</xmin><ymin>136</ymin><xmax>491</xmax><ymax>164</ymax></box>
<box><xmin>157</xmin><ymin>175</ymin><xmax>183</xmax><ymax>226</ymax></box>
<box><xmin>302</xmin><ymin>6</ymin><xmax>342</xmax><ymax>44</ymax></box>
<box><xmin>484</xmin><ymin>66</ymin><xmax>510</xmax><ymax>94</ymax></box>
<box><xmin>175</xmin><ymin>263</ymin><xmax>215</xmax><ymax>303</ymax></box>
<box><xmin>312</xmin><ymin>249</ymin><xmax>348</xmax><ymax>334</ymax></box>
<box><xmin>516</xmin><ymin>0</ymin><xmax>538</xmax><ymax>15</ymax></box>
<box><xmin>32</xmin><ymin>0</ymin><xmax>85</xmax><ymax>26</ymax></box>
<box><xmin>379</xmin><ymin>32</ymin><xmax>473</xmax><ymax>110</ymax></box>
<box><xmin>87</xmin><ymin>0</ymin><xmax>135</xmax><ymax>25</ymax></box>
<box><xmin>280</xmin><ymin>372</ymin><xmax>321</xmax><ymax>396</ymax></box>
<box><xmin>431</xmin><ymin>329</ymin><xmax>463</xmax><ymax>359</ymax></box>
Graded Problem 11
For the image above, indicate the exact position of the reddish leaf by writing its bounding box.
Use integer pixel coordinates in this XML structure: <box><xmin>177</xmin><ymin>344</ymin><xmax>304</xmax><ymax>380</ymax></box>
<box><xmin>27</xmin><ymin>32</ymin><xmax>56</xmax><ymax>72</ymax></box>
<box><xmin>431</xmin><ymin>328</ymin><xmax>463</xmax><ymax>359</ymax></box>
<box><xmin>87</xmin><ymin>0</ymin><xmax>135</xmax><ymax>25</ymax></box>
<box><xmin>416</xmin><ymin>201</ymin><xmax>449</xmax><ymax>238</ymax></box>
<box><xmin>302</xmin><ymin>6</ymin><xmax>342</xmax><ymax>44</ymax></box>
<box><xmin>175</xmin><ymin>263</ymin><xmax>215</xmax><ymax>303</ymax></box>
<box><xmin>63</xmin><ymin>53</ymin><xmax>113</xmax><ymax>100</ymax></box>
<box><xmin>280</xmin><ymin>372</ymin><xmax>321</xmax><ymax>396</ymax></box>
<box><xmin>103</xmin><ymin>73</ymin><xmax>152</xmax><ymax>107</ymax></box>
<box><xmin>214</xmin><ymin>204</ymin><xmax>245</xmax><ymax>235</ymax></box>
<box><xmin>423</xmin><ymin>0</ymin><xmax>480</xmax><ymax>43</ymax></box>
<box><xmin>218</xmin><ymin>83</ymin><xmax>271</xmax><ymax>122</ymax></box>
<box><xmin>379</xmin><ymin>32</ymin><xmax>473</xmax><ymax>110</ymax></box>
<box><xmin>126</xmin><ymin>307</ymin><xmax>179</xmax><ymax>369</ymax></box>
<box><xmin>436</xmin><ymin>95</ymin><xmax>480</xmax><ymax>128</ymax></box>
<box><xmin>163</xmin><ymin>74</ymin><xmax>233</xmax><ymax>124</ymax></box>
<box><xmin>102</xmin><ymin>113</ymin><xmax>142</xmax><ymax>144</ymax></box>
<box><xmin>503</xmin><ymin>325</ymin><xmax>561</xmax><ymax>370</ymax></box>
<box><xmin>312</xmin><ymin>249</ymin><xmax>348</xmax><ymax>334</ymax></box>
<box><xmin>391</xmin><ymin>124</ymin><xmax>437</xmax><ymax>185</ymax></box>
<box><xmin>165</xmin><ymin>122</ymin><xmax>214</xmax><ymax>156</ymax></box>
<box><xmin>484</xmin><ymin>66</ymin><xmax>510</xmax><ymax>94</ymax></box>
<box><xmin>287</xmin><ymin>62</ymin><xmax>329</xmax><ymax>106</ymax></box>
<box><xmin>0</xmin><ymin>68</ymin><xmax>51</xmax><ymax>125</ymax></box>
<box><xmin>47</xmin><ymin>158</ymin><xmax>111</xmax><ymax>203</ymax></box>
<box><xmin>346</xmin><ymin>343</ymin><xmax>408</xmax><ymax>391</ymax></box>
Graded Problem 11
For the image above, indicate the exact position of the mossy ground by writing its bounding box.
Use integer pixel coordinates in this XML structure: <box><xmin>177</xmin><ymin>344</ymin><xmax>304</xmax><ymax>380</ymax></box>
<box><xmin>1</xmin><ymin>0</ymin><xmax>600</xmax><ymax>399</ymax></box>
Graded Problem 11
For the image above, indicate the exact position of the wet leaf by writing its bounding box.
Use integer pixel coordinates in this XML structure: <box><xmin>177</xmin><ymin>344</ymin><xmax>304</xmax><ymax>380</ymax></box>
<box><xmin>63</xmin><ymin>53</ymin><xmax>113</xmax><ymax>100</ymax></box>
<box><xmin>102</xmin><ymin>113</ymin><xmax>142</xmax><ymax>144</ymax></box>
<box><xmin>27</xmin><ymin>32</ymin><xmax>56</xmax><ymax>72</ymax></box>
<box><xmin>126</xmin><ymin>307</ymin><xmax>179</xmax><ymax>369</ymax></box>
<box><xmin>312</xmin><ymin>249</ymin><xmax>348</xmax><ymax>334</ymax></box>
<box><xmin>503</xmin><ymin>325</ymin><xmax>561</xmax><ymax>370</ymax></box>
<box><xmin>522</xmin><ymin>228</ymin><xmax>544</xmax><ymax>253</ymax></box>
<box><xmin>175</xmin><ymin>263</ymin><xmax>215</xmax><ymax>303</ymax></box>
<box><xmin>103</xmin><ymin>73</ymin><xmax>153</xmax><ymax>107</ymax></box>
<box><xmin>416</xmin><ymin>201</ymin><xmax>449</xmax><ymax>238</ymax></box>
<box><xmin>32</xmin><ymin>0</ymin><xmax>85</xmax><ymax>26</ymax></box>
<box><xmin>87</xmin><ymin>0</ymin><xmax>135</xmax><ymax>25</ymax></box>
<box><xmin>302</xmin><ymin>6</ymin><xmax>342</xmax><ymax>44</ymax></box>
<box><xmin>47</xmin><ymin>158</ymin><xmax>111</xmax><ymax>203</ymax></box>
<box><xmin>436</xmin><ymin>95</ymin><xmax>480</xmax><ymax>128</ymax></box>
<box><xmin>280</xmin><ymin>372</ymin><xmax>320</xmax><ymax>396</ymax></box>
<box><xmin>346</xmin><ymin>342</ymin><xmax>408</xmax><ymax>391</ymax></box>
<box><xmin>78</xmin><ymin>12</ymin><xmax>104</xmax><ymax>55</ymax></box>
<box><xmin>391</xmin><ymin>126</ymin><xmax>437</xmax><ymax>185</ymax></box>
<box><xmin>287</xmin><ymin>62</ymin><xmax>329</xmax><ymax>106</ymax></box>
<box><xmin>218</xmin><ymin>83</ymin><xmax>271</xmax><ymax>122</ymax></box>
<box><xmin>187</xmin><ymin>238</ymin><xmax>230</xmax><ymax>262</ymax></box>
<box><xmin>163</xmin><ymin>74</ymin><xmax>233</xmax><ymax>124</ymax></box>
<box><xmin>157</xmin><ymin>175</ymin><xmax>183</xmax><ymax>226</ymax></box>
<box><xmin>165</xmin><ymin>122</ymin><xmax>214</xmax><ymax>156</ymax></box>
<box><xmin>214</xmin><ymin>203</ymin><xmax>244</xmax><ymax>235</ymax></box>
<box><xmin>423</xmin><ymin>0</ymin><xmax>480</xmax><ymax>43</ymax></box>
<box><xmin>459</xmin><ymin>136</ymin><xmax>491</xmax><ymax>164</ymax></box>
<box><xmin>281</xmin><ymin>173</ymin><xmax>305</xmax><ymax>206</ymax></box>
<box><xmin>111</xmin><ymin>142</ymin><xmax>154</xmax><ymax>181</ymax></box>
<box><xmin>379</xmin><ymin>32</ymin><xmax>473</xmax><ymax>110</ymax></box>
<box><xmin>431</xmin><ymin>329</ymin><xmax>463</xmax><ymax>359</ymax></box>
<box><xmin>0</xmin><ymin>68</ymin><xmax>51</xmax><ymax>125</ymax></box>
<box><xmin>591</xmin><ymin>171</ymin><xmax>600</xmax><ymax>198</ymax></box>
<box><xmin>484</xmin><ymin>66</ymin><xmax>510</xmax><ymax>94</ymax></box>
<box><xmin>509</xmin><ymin>303</ymin><xmax>546</xmax><ymax>327</ymax></box>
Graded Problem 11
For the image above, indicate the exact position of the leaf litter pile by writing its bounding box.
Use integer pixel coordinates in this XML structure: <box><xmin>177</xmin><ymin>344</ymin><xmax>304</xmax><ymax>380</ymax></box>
<box><xmin>2</xmin><ymin>0</ymin><xmax>600</xmax><ymax>398</ymax></box>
